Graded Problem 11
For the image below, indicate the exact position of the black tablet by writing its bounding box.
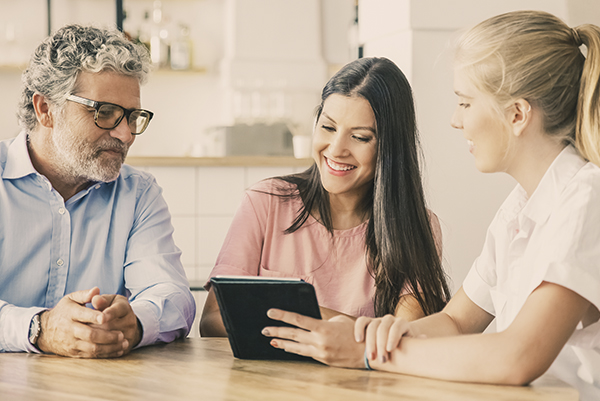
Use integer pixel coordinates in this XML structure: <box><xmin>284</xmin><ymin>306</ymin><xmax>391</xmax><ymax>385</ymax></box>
<box><xmin>210</xmin><ymin>276</ymin><xmax>321</xmax><ymax>360</ymax></box>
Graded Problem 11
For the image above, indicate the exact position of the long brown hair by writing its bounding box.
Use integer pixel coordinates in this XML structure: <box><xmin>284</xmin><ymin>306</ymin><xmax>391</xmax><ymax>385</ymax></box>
<box><xmin>273</xmin><ymin>58</ymin><xmax>450</xmax><ymax>316</ymax></box>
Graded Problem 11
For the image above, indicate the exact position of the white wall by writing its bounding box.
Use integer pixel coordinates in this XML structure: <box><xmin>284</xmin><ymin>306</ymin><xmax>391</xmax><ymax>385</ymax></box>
<box><xmin>0</xmin><ymin>70</ymin><xmax>23</xmax><ymax>140</ymax></box>
<box><xmin>0</xmin><ymin>0</ymin><xmax>355</xmax><ymax>155</ymax></box>
<box><xmin>0</xmin><ymin>0</ymin><xmax>47</xmax><ymax>140</ymax></box>
<box><xmin>359</xmin><ymin>0</ymin><xmax>599</xmax><ymax>291</ymax></box>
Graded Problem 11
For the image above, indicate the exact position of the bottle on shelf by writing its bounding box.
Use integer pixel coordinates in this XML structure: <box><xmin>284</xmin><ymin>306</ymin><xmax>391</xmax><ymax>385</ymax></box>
<box><xmin>347</xmin><ymin>1</ymin><xmax>362</xmax><ymax>60</ymax></box>
<box><xmin>150</xmin><ymin>0</ymin><xmax>170</xmax><ymax>68</ymax></box>
<box><xmin>170</xmin><ymin>23</ymin><xmax>192</xmax><ymax>70</ymax></box>
<box><xmin>137</xmin><ymin>10</ymin><xmax>152</xmax><ymax>51</ymax></box>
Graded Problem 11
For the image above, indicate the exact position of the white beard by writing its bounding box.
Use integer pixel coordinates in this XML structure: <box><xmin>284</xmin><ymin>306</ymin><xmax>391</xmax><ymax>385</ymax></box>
<box><xmin>50</xmin><ymin>116</ymin><xmax>129</xmax><ymax>183</ymax></box>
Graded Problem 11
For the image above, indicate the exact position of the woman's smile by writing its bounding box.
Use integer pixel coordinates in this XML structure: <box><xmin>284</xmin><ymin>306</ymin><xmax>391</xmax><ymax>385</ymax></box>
<box><xmin>325</xmin><ymin>157</ymin><xmax>357</xmax><ymax>174</ymax></box>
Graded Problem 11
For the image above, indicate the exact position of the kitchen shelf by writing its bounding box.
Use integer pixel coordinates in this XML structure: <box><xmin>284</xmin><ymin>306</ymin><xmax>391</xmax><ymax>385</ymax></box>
<box><xmin>149</xmin><ymin>67</ymin><xmax>208</xmax><ymax>76</ymax></box>
<box><xmin>125</xmin><ymin>155</ymin><xmax>314</xmax><ymax>167</ymax></box>
<box><xmin>0</xmin><ymin>65</ymin><xmax>27</xmax><ymax>72</ymax></box>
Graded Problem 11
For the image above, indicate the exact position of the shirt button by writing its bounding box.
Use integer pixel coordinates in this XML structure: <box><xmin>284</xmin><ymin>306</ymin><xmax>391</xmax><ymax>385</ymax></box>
<box><xmin>57</xmin><ymin>259</ymin><xmax>64</xmax><ymax>266</ymax></box>
<box><xmin>95</xmin><ymin>184</ymin><xmax>101</xmax><ymax>190</ymax></box>
<box><xmin>58</xmin><ymin>208</ymin><xmax>66</xmax><ymax>215</ymax></box>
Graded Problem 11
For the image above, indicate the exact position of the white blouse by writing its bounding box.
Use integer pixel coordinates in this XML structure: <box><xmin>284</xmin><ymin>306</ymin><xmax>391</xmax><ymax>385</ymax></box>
<box><xmin>463</xmin><ymin>146</ymin><xmax>600</xmax><ymax>400</ymax></box>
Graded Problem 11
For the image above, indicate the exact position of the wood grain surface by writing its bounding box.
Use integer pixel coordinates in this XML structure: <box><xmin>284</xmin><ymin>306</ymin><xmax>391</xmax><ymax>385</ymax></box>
<box><xmin>0</xmin><ymin>338</ymin><xmax>577</xmax><ymax>401</ymax></box>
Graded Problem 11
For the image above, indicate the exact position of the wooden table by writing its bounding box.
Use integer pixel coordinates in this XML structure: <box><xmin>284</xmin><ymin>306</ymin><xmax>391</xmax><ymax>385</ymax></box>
<box><xmin>0</xmin><ymin>338</ymin><xmax>577</xmax><ymax>400</ymax></box>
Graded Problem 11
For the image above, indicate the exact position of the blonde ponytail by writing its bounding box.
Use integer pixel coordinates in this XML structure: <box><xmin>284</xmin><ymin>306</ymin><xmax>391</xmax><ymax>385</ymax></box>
<box><xmin>455</xmin><ymin>11</ymin><xmax>596</xmax><ymax>157</ymax></box>
<box><xmin>575</xmin><ymin>24</ymin><xmax>600</xmax><ymax>167</ymax></box>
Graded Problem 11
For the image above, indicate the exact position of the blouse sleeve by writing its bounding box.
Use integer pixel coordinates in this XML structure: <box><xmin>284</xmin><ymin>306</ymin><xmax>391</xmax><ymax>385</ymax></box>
<box><xmin>538</xmin><ymin>179</ymin><xmax>600</xmax><ymax>312</ymax></box>
<box><xmin>462</xmin><ymin>214</ymin><xmax>501</xmax><ymax>316</ymax></box>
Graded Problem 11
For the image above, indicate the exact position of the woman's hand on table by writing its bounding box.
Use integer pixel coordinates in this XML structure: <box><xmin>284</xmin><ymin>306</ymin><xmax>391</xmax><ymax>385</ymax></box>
<box><xmin>262</xmin><ymin>309</ymin><xmax>365</xmax><ymax>368</ymax></box>
<box><xmin>355</xmin><ymin>314</ymin><xmax>420</xmax><ymax>365</ymax></box>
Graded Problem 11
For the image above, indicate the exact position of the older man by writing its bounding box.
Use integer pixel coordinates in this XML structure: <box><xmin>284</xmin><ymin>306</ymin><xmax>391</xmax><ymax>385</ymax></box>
<box><xmin>0</xmin><ymin>25</ymin><xmax>195</xmax><ymax>357</ymax></box>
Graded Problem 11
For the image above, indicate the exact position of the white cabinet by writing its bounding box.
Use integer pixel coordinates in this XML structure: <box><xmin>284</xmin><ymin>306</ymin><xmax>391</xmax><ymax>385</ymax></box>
<box><xmin>134</xmin><ymin>161</ymin><xmax>310</xmax><ymax>283</ymax></box>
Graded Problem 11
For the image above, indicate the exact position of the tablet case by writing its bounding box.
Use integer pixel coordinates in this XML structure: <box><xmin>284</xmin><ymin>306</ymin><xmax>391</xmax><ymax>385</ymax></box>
<box><xmin>210</xmin><ymin>276</ymin><xmax>322</xmax><ymax>360</ymax></box>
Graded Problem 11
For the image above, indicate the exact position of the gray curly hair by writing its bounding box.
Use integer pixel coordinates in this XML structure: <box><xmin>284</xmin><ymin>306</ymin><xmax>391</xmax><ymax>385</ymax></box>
<box><xmin>18</xmin><ymin>24</ymin><xmax>151</xmax><ymax>132</ymax></box>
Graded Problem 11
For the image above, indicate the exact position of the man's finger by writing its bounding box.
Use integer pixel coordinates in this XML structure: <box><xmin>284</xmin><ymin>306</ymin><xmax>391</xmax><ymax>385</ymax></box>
<box><xmin>67</xmin><ymin>287</ymin><xmax>100</xmax><ymax>306</ymax></box>
<box><xmin>266</xmin><ymin>308</ymin><xmax>320</xmax><ymax>331</ymax></box>
<box><xmin>74</xmin><ymin>323</ymin><xmax>124</xmax><ymax>345</ymax></box>
<box><xmin>71</xmin><ymin>339</ymin><xmax>128</xmax><ymax>359</ymax></box>
<box><xmin>91</xmin><ymin>294</ymin><xmax>117</xmax><ymax>312</ymax></box>
<box><xmin>69</xmin><ymin>300</ymin><xmax>104</xmax><ymax>325</ymax></box>
<box><xmin>100</xmin><ymin>296</ymin><xmax>133</xmax><ymax>324</ymax></box>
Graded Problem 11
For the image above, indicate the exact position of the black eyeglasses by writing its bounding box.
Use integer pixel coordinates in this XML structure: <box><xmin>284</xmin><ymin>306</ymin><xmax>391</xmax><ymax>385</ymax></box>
<box><xmin>67</xmin><ymin>94</ymin><xmax>154</xmax><ymax>135</ymax></box>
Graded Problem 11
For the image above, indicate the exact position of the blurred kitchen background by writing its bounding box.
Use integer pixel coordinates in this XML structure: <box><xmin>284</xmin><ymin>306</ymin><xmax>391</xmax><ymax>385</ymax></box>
<box><xmin>1</xmin><ymin>0</ymin><xmax>599</xmax><ymax>333</ymax></box>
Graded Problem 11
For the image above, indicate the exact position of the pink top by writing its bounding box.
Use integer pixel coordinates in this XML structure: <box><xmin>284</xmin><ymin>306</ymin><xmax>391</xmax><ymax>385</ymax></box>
<box><xmin>207</xmin><ymin>179</ymin><xmax>442</xmax><ymax>318</ymax></box>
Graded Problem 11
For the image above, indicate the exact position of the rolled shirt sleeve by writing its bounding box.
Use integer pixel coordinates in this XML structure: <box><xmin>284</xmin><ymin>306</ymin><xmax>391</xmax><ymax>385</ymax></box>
<box><xmin>462</xmin><ymin>208</ymin><xmax>502</xmax><ymax>317</ymax></box>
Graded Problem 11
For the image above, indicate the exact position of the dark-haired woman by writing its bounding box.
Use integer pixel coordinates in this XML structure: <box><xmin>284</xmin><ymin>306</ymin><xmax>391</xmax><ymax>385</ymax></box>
<box><xmin>200</xmin><ymin>57</ymin><xmax>450</xmax><ymax>337</ymax></box>
<box><xmin>263</xmin><ymin>11</ymin><xmax>600</xmax><ymax>401</ymax></box>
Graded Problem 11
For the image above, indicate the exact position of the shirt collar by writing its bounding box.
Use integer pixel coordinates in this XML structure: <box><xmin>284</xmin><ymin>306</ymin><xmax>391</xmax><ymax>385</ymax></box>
<box><xmin>2</xmin><ymin>131</ymin><xmax>37</xmax><ymax>180</ymax></box>
<box><xmin>499</xmin><ymin>146</ymin><xmax>588</xmax><ymax>226</ymax></box>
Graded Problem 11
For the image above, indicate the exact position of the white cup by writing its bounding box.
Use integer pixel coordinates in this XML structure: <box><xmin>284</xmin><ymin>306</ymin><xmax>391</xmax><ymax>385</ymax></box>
<box><xmin>292</xmin><ymin>135</ymin><xmax>312</xmax><ymax>159</ymax></box>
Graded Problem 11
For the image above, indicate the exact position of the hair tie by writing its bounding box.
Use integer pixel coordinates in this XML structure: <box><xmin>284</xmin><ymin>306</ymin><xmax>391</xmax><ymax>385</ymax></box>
<box><xmin>572</xmin><ymin>28</ymin><xmax>583</xmax><ymax>47</ymax></box>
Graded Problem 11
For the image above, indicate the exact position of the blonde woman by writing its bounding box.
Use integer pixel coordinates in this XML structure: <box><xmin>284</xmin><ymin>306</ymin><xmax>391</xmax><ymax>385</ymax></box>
<box><xmin>262</xmin><ymin>10</ymin><xmax>600</xmax><ymax>400</ymax></box>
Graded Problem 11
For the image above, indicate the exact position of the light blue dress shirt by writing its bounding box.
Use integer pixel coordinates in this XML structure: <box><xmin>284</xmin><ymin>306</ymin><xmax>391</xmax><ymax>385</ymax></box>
<box><xmin>0</xmin><ymin>132</ymin><xmax>196</xmax><ymax>352</ymax></box>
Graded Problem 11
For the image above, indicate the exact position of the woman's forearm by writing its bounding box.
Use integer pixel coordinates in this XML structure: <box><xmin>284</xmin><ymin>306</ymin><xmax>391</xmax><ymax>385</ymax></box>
<box><xmin>368</xmin><ymin>282</ymin><xmax>590</xmax><ymax>385</ymax></box>
<box><xmin>199</xmin><ymin>310</ymin><xmax>228</xmax><ymax>337</ymax></box>
<box><xmin>407</xmin><ymin>292</ymin><xmax>492</xmax><ymax>338</ymax></box>
<box><xmin>368</xmin><ymin>331</ymin><xmax>536</xmax><ymax>385</ymax></box>
<box><xmin>407</xmin><ymin>311</ymin><xmax>462</xmax><ymax>338</ymax></box>
<box><xmin>199</xmin><ymin>288</ymin><xmax>228</xmax><ymax>337</ymax></box>
<box><xmin>408</xmin><ymin>287</ymin><xmax>494</xmax><ymax>338</ymax></box>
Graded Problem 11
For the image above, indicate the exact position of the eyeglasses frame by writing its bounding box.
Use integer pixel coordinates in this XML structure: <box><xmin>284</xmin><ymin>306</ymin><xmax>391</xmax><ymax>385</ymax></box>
<box><xmin>66</xmin><ymin>94</ymin><xmax>154</xmax><ymax>135</ymax></box>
